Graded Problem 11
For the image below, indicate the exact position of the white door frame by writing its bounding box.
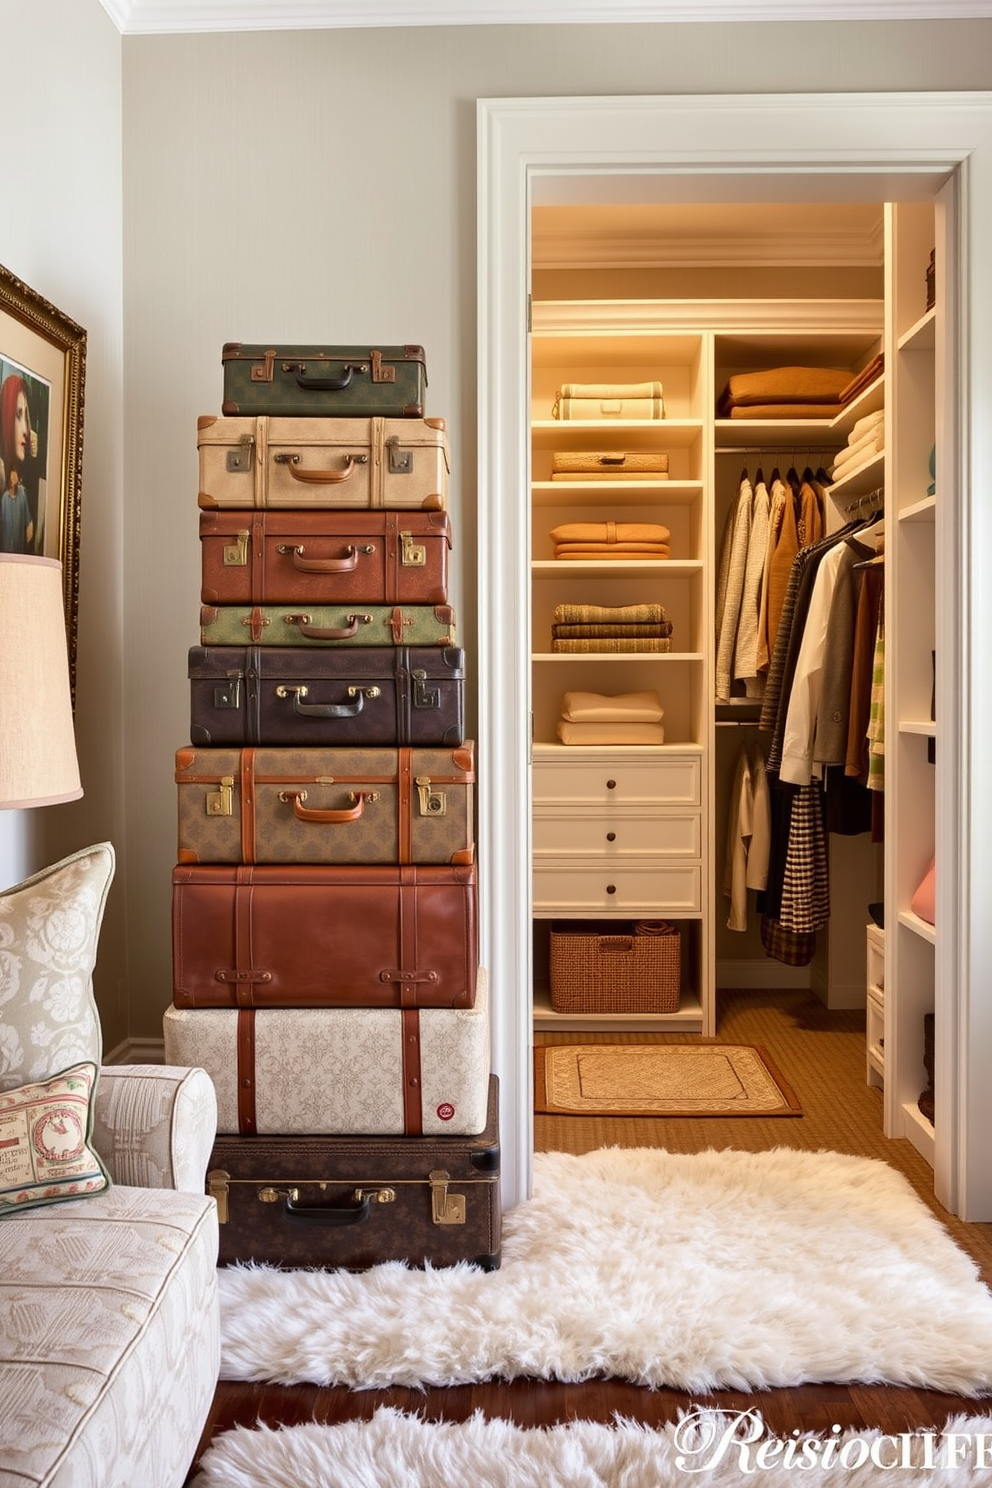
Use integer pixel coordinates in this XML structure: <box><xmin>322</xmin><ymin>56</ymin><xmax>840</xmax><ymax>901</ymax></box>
<box><xmin>477</xmin><ymin>91</ymin><xmax>992</xmax><ymax>1219</ymax></box>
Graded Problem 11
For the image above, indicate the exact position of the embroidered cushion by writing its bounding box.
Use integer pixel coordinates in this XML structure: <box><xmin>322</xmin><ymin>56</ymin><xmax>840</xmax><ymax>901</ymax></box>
<box><xmin>0</xmin><ymin>1061</ymin><xmax>110</xmax><ymax>1214</ymax></box>
<box><xmin>0</xmin><ymin>842</ymin><xmax>114</xmax><ymax>1091</ymax></box>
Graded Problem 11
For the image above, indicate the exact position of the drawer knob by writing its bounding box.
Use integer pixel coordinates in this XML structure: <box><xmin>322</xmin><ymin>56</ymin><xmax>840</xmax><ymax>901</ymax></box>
<box><xmin>606</xmin><ymin>883</ymin><xmax>617</xmax><ymax>895</ymax></box>
<box><xmin>606</xmin><ymin>831</ymin><xmax>616</xmax><ymax>842</ymax></box>
<box><xmin>606</xmin><ymin>779</ymin><xmax>617</xmax><ymax>790</ymax></box>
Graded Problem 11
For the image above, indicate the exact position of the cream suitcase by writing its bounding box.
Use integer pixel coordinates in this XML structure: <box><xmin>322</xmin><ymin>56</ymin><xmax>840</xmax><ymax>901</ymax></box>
<box><xmin>163</xmin><ymin>968</ymin><xmax>491</xmax><ymax>1137</ymax></box>
<box><xmin>197</xmin><ymin>414</ymin><xmax>449</xmax><ymax>510</ymax></box>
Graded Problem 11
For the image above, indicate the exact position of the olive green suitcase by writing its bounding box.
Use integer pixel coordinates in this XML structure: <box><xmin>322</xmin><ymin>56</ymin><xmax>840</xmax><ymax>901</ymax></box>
<box><xmin>199</xmin><ymin>602</ymin><xmax>455</xmax><ymax>648</ymax></box>
<box><xmin>221</xmin><ymin>344</ymin><xmax>427</xmax><ymax>418</ymax></box>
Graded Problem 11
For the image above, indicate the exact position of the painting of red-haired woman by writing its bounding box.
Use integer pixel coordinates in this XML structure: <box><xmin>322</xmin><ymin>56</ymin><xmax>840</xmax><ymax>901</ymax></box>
<box><xmin>0</xmin><ymin>361</ymin><xmax>50</xmax><ymax>554</ymax></box>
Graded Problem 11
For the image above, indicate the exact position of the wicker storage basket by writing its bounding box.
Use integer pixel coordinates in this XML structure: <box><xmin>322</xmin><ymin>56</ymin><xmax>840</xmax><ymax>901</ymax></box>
<box><xmin>549</xmin><ymin>920</ymin><xmax>681</xmax><ymax>1014</ymax></box>
<box><xmin>551</xmin><ymin>451</ymin><xmax>669</xmax><ymax>479</ymax></box>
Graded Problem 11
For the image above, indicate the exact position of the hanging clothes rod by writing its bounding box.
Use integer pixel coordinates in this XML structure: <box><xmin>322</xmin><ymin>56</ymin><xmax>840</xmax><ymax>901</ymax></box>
<box><xmin>715</xmin><ymin>445</ymin><xmax>838</xmax><ymax>459</ymax></box>
<box><xmin>845</xmin><ymin>487</ymin><xmax>885</xmax><ymax>515</ymax></box>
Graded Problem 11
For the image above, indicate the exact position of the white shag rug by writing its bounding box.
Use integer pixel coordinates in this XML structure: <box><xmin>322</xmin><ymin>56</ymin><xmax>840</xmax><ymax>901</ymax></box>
<box><xmin>218</xmin><ymin>1146</ymin><xmax>992</xmax><ymax>1395</ymax></box>
<box><xmin>191</xmin><ymin>1408</ymin><xmax>992</xmax><ymax>1488</ymax></box>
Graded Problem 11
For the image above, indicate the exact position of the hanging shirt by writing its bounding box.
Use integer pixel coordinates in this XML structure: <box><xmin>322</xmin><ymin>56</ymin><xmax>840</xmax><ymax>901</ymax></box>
<box><xmin>734</xmin><ymin>477</ymin><xmax>771</xmax><ymax>697</ymax></box>
<box><xmin>779</xmin><ymin>540</ymin><xmax>854</xmax><ymax>787</ymax></box>
<box><xmin>723</xmin><ymin>741</ymin><xmax>772</xmax><ymax>931</ymax></box>
<box><xmin>715</xmin><ymin>473</ymin><xmax>753</xmax><ymax>701</ymax></box>
<box><xmin>756</xmin><ymin>477</ymin><xmax>788</xmax><ymax>676</ymax></box>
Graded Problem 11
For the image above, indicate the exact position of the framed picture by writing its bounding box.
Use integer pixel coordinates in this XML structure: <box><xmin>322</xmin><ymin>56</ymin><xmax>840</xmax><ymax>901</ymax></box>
<box><xmin>0</xmin><ymin>261</ymin><xmax>86</xmax><ymax>703</ymax></box>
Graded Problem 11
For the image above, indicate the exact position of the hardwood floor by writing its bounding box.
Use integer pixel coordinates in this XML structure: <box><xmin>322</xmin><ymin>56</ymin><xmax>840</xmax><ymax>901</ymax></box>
<box><xmin>184</xmin><ymin>989</ymin><xmax>992</xmax><ymax>1480</ymax></box>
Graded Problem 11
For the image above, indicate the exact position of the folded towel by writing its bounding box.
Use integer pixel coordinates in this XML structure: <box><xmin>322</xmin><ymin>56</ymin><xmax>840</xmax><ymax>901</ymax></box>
<box><xmin>550</xmin><ymin>521</ymin><xmax>671</xmax><ymax>544</ymax></box>
<box><xmin>726</xmin><ymin>402</ymin><xmax>846</xmax><ymax>420</ymax></box>
<box><xmin>551</xmin><ymin>637</ymin><xmax>673</xmax><ymax>653</ymax></box>
<box><xmin>838</xmin><ymin>353</ymin><xmax>884</xmax><ymax>404</ymax></box>
<box><xmin>561</xmin><ymin>689</ymin><xmax>665</xmax><ymax>723</ymax></box>
<box><xmin>552</xmin><ymin>623</ymin><xmax>673</xmax><ymax>639</ymax></box>
<box><xmin>720</xmin><ymin>365</ymin><xmax>851</xmax><ymax>408</ymax></box>
<box><xmin>553</xmin><ymin>602</ymin><xmax>666</xmax><ymax>624</ymax></box>
<box><xmin>831</xmin><ymin>432</ymin><xmax>884</xmax><ymax>481</ymax></box>
<box><xmin>554</xmin><ymin>544</ymin><xmax>671</xmax><ymax>559</ymax></box>
<box><xmin>850</xmin><ymin>407</ymin><xmax>885</xmax><ymax>440</ymax></box>
<box><xmin>557</xmin><ymin>719</ymin><xmax>667</xmax><ymax>745</ymax></box>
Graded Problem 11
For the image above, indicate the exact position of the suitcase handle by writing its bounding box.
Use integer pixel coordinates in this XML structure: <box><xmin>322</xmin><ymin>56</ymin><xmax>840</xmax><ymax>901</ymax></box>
<box><xmin>275</xmin><ymin>683</ymin><xmax>380</xmax><ymax>718</ymax></box>
<box><xmin>291</xmin><ymin>361</ymin><xmax>360</xmax><ymax>392</ymax></box>
<box><xmin>280</xmin><ymin>1186</ymin><xmax>396</xmax><ymax>1226</ymax></box>
<box><xmin>274</xmin><ymin>453</ymin><xmax>365</xmax><ymax>485</ymax></box>
<box><xmin>277</xmin><ymin>542</ymin><xmax>375</xmax><ymax>574</ymax></box>
<box><xmin>279</xmin><ymin>788</ymin><xmax>378</xmax><ymax>825</ymax></box>
<box><xmin>285</xmin><ymin>612</ymin><xmax>372</xmax><ymax>640</ymax></box>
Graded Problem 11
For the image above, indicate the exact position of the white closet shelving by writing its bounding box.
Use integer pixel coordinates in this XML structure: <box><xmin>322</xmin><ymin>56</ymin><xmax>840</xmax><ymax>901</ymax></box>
<box><xmin>528</xmin><ymin>300</ymin><xmax>887</xmax><ymax>1036</ymax></box>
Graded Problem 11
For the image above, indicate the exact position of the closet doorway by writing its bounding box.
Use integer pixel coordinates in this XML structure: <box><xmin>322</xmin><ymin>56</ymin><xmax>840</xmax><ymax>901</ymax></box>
<box><xmin>476</xmin><ymin>92</ymin><xmax>992</xmax><ymax>1220</ymax></box>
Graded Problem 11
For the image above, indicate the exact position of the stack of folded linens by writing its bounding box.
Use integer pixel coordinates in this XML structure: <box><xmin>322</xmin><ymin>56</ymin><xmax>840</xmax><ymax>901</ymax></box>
<box><xmin>550</xmin><ymin>520</ymin><xmax>671</xmax><ymax>560</ymax></box>
<box><xmin>829</xmin><ymin>408</ymin><xmax>885</xmax><ymax>483</ymax></box>
<box><xmin>717</xmin><ymin>365</ymin><xmax>850</xmax><ymax>420</ymax></box>
<box><xmin>557</xmin><ymin>689</ymin><xmax>665</xmax><ymax>745</ymax></box>
<box><xmin>553</xmin><ymin>382</ymin><xmax>665</xmax><ymax>420</ymax></box>
<box><xmin>551</xmin><ymin>602</ymin><xmax>672</xmax><ymax>653</ymax></box>
<box><xmin>837</xmin><ymin>353</ymin><xmax>884</xmax><ymax>405</ymax></box>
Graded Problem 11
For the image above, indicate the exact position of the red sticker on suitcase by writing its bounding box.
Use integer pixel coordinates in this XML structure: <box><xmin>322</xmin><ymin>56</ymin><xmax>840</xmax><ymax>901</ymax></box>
<box><xmin>436</xmin><ymin>1103</ymin><xmax>455</xmax><ymax>1122</ymax></box>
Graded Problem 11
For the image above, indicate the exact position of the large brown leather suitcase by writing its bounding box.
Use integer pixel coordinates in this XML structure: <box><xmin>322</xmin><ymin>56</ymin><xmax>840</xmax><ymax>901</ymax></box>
<box><xmin>206</xmin><ymin>1075</ymin><xmax>501</xmax><ymax>1271</ymax></box>
<box><xmin>172</xmin><ymin>861</ymin><xmax>477</xmax><ymax>1010</ymax></box>
<box><xmin>175</xmin><ymin>743</ymin><xmax>475</xmax><ymax>866</ymax></box>
<box><xmin>163</xmin><ymin>969</ymin><xmax>491</xmax><ymax>1137</ymax></box>
<box><xmin>220</xmin><ymin>345</ymin><xmax>428</xmax><ymax>419</ymax></box>
<box><xmin>198</xmin><ymin>414</ymin><xmax>449</xmax><ymax>511</ymax></box>
<box><xmin>199</xmin><ymin>509</ymin><xmax>451</xmax><ymax>608</ymax></box>
<box><xmin>188</xmin><ymin>645</ymin><xmax>465</xmax><ymax>748</ymax></box>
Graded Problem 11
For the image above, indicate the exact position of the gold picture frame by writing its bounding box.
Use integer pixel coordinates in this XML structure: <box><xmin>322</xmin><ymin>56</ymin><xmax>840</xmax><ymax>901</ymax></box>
<box><xmin>0</xmin><ymin>261</ymin><xmax>86</xmax><ymax>704</ymax></box>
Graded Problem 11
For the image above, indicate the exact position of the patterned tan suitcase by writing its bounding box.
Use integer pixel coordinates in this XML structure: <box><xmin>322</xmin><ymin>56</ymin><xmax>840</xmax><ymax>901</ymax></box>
<box><xmin>163</xmin><ymin>969</ymin><xmax>491</xmax><ymax>1138</ymax></box>
<box><xmin>197</xmin><ymin>415</ymin><xmax>449</xmax><ymax>510</ymax></box>
<box><xmin>199</xmin><ymin>508</ymin><xmax>450</xmax><ymax>607</ymax></box>
<box><xmin>175</xmin><ymin>743</ymin><xmax>475</xmax><ymax>865</ymax></box>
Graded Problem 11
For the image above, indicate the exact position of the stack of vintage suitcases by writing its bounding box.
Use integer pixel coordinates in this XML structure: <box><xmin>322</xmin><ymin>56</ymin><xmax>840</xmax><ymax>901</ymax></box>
<box><xmin>163</xmin><ymin>343</ymin><xmax>501</xmax><ymax>1271</ymax></box>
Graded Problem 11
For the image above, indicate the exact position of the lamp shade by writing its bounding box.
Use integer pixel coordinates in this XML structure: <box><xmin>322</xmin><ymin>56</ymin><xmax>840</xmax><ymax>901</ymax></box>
<box><xmin>0</xmin><ymin>554</ymin><xmax>82</xmax><ymax>808</ymax></box>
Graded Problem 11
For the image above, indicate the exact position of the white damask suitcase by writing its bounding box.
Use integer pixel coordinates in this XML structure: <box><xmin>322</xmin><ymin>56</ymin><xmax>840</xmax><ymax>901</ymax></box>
<box><xmin>163</xmin><ymin>968</ymin><xmax>491</xmax><ymax>1138</ymax></box>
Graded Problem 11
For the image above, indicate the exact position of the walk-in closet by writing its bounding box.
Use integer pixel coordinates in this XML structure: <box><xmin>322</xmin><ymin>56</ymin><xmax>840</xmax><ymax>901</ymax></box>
<box><xmin>526</xmin><ymin>195</ymin><xmax>939</xmax><ymax>1170</ymax></box>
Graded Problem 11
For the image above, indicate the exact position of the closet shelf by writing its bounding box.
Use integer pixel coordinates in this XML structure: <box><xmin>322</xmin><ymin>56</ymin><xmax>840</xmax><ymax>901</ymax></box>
<box><xmin>899</xmin><ymin>720</ymin><xmax>936</xmax><ymax>737</ymax></box>
<box><xmin>898</xmin><ymin>494</ymin><xmax>935</xmax><ymax>523</ymax></box>
<box><xmin>532</xmin><ymin>420</ymin><xmax>702</xmax><ymax>451</ymax></box>
<box><xmin>824</xmin><ymin>450</ymin><xmax>885</xmax><ymax>502</ymax></box>
<box><xmin>898</xmin><ymin>307</ymin><xmax>936</xmax><ymax>353</ymax></box>
<box><xmin>898</xmin><ymin>909</ymin><xmax>936</xmax><ymax>945</ymax></box>
<box><xmin>532</xmin><ymin>651</ymin><xmax>705</xmax><ymax>663</ymax></box>
<box><xmin>531</xmin><ymin>480</ymin><xmax>702</xmax><ymax>507</ymax></box>
<box><xmin>533</xmin><ymin>981</ymin><xmax>704</xmax><ymax>1033</ymax></box>
<box><xmin>532</xmin><ymin>559</ymin><xmax>702</xmax><ymax>578</ymax></box>
<box><xmin>829</xmin><ymin>375</ymin><xmax>885</xmax><ymax>437</ymax></box>
<box><xmin>714</xmin><ymin>417</ymin><xmax>847</xmax><ymax>450</ymax></box>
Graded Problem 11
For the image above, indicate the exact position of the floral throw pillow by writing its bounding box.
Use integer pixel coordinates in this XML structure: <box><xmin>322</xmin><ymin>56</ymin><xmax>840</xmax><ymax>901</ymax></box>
<box><xmin>0</xmin><ymin>1062</ymin><xmax>110</xmax><ymax>1214</ymax></box>
<box><xmin>0</xmin><ymin>843</ymin><xmax>115</xmax><ymax>1092</ymax></box>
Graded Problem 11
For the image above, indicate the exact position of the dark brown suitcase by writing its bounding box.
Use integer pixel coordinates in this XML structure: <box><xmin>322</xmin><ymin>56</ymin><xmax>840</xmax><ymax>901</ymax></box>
<box><xmin>172</xmin><ymin>861</ymin><xmax>477</xmax><ymax>1010</ymax></box>
<box><xmin>206</xmin><ymin>1075</ymin><xmax>501</xmax><ymax>1271</ymax></box>
<box><xmin>199</xmin><ymin>509</ymin><xmax>451</xmax><ymax>608</ymax></box>
<box><xmin>175</xmin><ymin>743</ymin><xmax>475</xmax><ymax>866</ymax></box>
<box><xmin>188</xmin><ymin>645</ymin><xmax>465</xmax><ymax>748</ymax></box>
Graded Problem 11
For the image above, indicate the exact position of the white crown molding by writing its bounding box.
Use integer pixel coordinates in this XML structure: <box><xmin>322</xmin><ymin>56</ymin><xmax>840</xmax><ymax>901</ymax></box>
<box><xmin>97</xmin><ymin>0</ymin><xmax>992</xmax><ymax>34</ymax></box>
<box><xmin>533</xmin><ymin>228</ymin><xmax>884</xmax><ymax>270</ymax></box>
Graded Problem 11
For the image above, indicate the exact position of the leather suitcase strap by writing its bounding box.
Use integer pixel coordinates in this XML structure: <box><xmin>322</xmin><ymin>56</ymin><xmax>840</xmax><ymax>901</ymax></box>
<box><xmin>401</xmin><ymin>1007</ymin><xmax>423</xmax><ymax>1136</ymax></box>
<box><xmin>245</xmin><ymin>647</ymin><xmax>262</xmax><ymax>742</ymax></box>
<box><xmin>398</xmin><ymin>748</ymin><xmax>413</xmax><ymax>863</ymax></box>
<box><xmin>240</xmin><ymin>747</ymin><xmax>257</xmax><ymax>862</ymax></box>
<box><xmin>236</xmin><ymin>1007</ymin><xmax>258</xmax><ymax>1134</ymax></box>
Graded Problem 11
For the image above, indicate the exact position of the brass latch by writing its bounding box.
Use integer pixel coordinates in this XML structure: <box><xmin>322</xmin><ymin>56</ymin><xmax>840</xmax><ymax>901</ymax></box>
<box><xmin>207</xmin><ymin>1169</ymin><xmax>230</xmax><ymax>1224</ymax></box>
<box><xmin>206</xmin><ymin>776</ymin><xmax>234</xmax><ymax>817</ymax></box>
<box><xmin>258</xmin><ymin>1186</ymin><xmax>298</xmax><ymax>1204</ymax></box>
<box><xmin>356</xmin><ymin>1186</ymin><xmax>396</xmax><ymax>1204</ymax></box>
<box><xmin>429</xmin><ymin>1170</ymin><xmax>466</xmax><ymax>1226</ymax></box>
<box><xmin>226</xmin><ymin>434</ymin><xmax>254</xmax><ymax>472</ymax></box>
<box><xmin>223</xmin><ymin>530</ymin><xmax>249</xmax><ymax>566</ymax></box>
<box><xmin>412</xmin><ymin>669</ymin><xmax>440</xmax><ymax>710</ymax></box>
<box><xmin>386</xmin><ymin>436</ymin><xmax>413</xmax><ymax>475</ymax></box>
<box><xmin>400</xmin><ymin>531</ymin><xmax>427</xmax><ymax>567</ymax></box>
<box><xmin>416</xmin><ymin>776</ymin><xmax>446</xmax><ymax>817</ymax></box>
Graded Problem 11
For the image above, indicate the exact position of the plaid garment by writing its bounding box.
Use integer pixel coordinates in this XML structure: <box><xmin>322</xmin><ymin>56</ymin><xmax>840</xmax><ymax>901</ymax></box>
<box><xmin>760</xmin><ymin>912</ymin><xmax>817</xmax><ymax>967</ymax></box>
<box><xmin>867</xmin><ymin>614</ymin><xmax>885</xmax><ymax>792</ymax></box>
<box><xmin>779</xmin><ymin>781</ymin><xmax>831</xmax><ymax>934</ymax></box>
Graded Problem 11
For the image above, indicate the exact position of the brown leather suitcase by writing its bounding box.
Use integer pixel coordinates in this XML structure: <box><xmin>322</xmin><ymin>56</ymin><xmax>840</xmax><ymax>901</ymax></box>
<box><xmin>163</xmin><ymin>969</ymin><xmax>492</xmax><ymax>1138</ymax></box>
<box><xmin>198</xmin><ymin>413</ymin><xmax>448</xmax><ymax>510</ymax></box>
<box><xmin>206</xmin><ymin>1075</ymin><xmax>501</xmax><ymax>1271</ymax></box>
<box><xmin>174</xmin><ymin>743</ymin><xmax>475</xmax><ymax>866</ymax></box>
<box><xmin>172</xmin><ymin>862</ymin><xmax>477</xmax><ymax>1010</ymax></box>
<box><xmin>199</xmin><ymin>509</ymin><xmax>451</xmax><ymax>607</ymax></box>
<box><xmin>188</xmin><ymin>645</ymin><xmax>464</xmax><ymax>748</ymax></box>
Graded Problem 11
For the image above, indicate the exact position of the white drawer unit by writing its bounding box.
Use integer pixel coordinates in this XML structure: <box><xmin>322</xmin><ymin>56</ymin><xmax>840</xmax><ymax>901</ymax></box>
<box><xmin>533</xmin><ymin>810</ymin><xmax>701</xmax><ymax>859</ymax></box>
<box><xmin>533</xmin><ymin>858</ymin><xmax>702</xmax><ymax>916</ymax></box>
<box><xmin>532</xmin><ymin>749</ymin><xmax>701</xmax><ymax>808</ymax></box>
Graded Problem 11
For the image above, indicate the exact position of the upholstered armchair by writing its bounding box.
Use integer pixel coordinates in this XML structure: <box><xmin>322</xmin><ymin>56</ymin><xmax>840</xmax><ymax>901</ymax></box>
<box><xmin>0</xmin><ymin>843</ymin><xmax>221</xmax><ymax>1488</ymax></box>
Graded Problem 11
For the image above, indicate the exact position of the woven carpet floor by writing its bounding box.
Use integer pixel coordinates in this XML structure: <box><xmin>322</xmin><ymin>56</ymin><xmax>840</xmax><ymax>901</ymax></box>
<box><xmin>535</xmin><ymin>986</ymin><xmax>992</xmax><ymax>1284</ymax></box>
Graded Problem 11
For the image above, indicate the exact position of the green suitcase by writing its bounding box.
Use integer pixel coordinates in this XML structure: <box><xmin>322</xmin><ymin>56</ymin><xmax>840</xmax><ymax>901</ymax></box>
<box><xmin>221</xmin><ymin>344</ymin><xmax>428</xmax><ymax>418</ymax></box>
<box><xmin>199</xmin><ymin>602</ymin><xmax>456</xmax><ymax>648</ymax></box>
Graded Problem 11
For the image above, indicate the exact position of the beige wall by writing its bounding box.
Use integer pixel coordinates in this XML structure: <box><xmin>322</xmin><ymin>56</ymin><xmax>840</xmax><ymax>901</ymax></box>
<box><xmin>2</xmin><ymin>0</ymin><xmax>128</xmax><ymax>1047</ymax></box>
